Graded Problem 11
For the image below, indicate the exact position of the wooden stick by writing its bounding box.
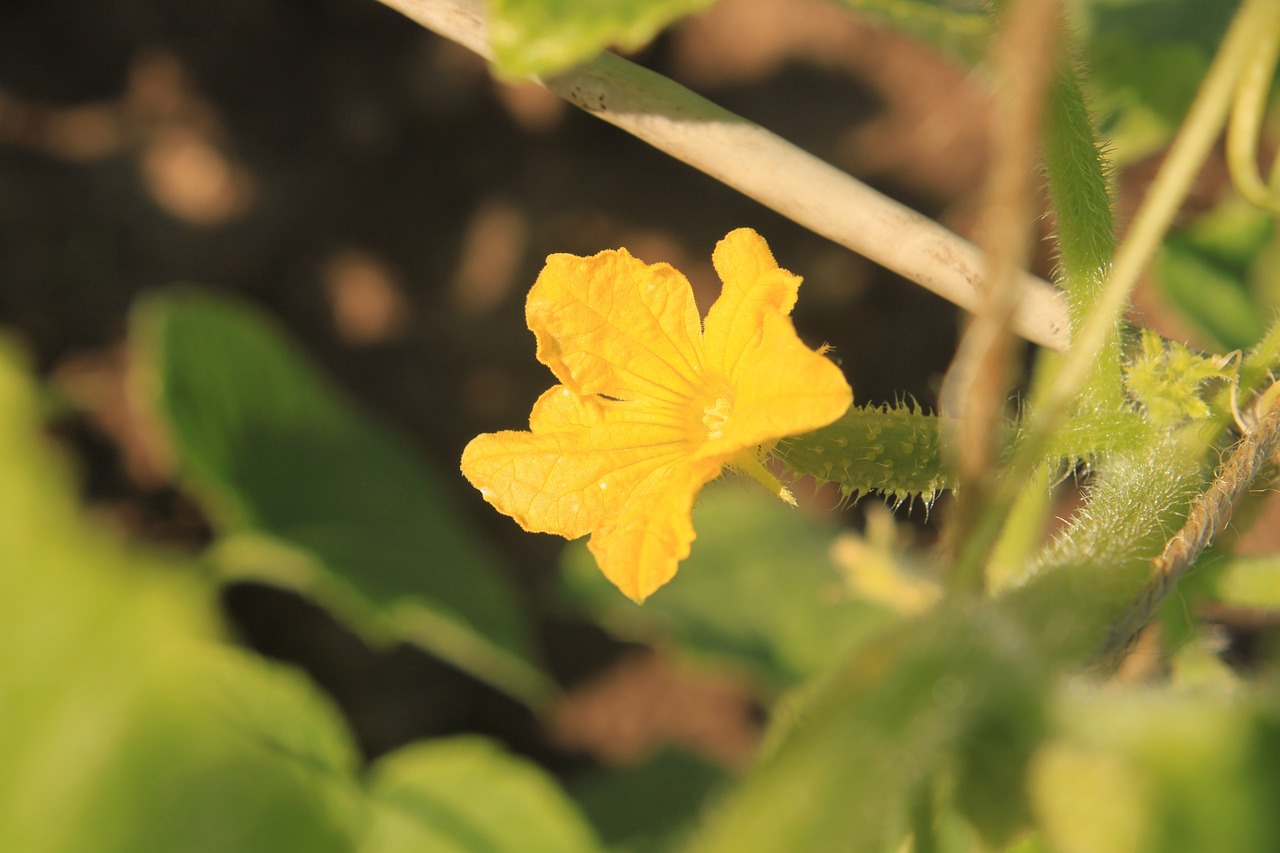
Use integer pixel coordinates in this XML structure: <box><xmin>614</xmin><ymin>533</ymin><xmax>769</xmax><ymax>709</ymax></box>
<box><xmin>377</xmin><ymin>0</ymin><xmax>1071</xmax><ymax>350</ymax></box>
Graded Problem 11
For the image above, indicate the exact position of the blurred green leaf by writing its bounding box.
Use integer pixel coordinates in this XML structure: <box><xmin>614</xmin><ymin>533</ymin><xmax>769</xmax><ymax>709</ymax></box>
<box><xmin>1177</xmin><ymin>201</ymin><xmax>1275</xmax><ymax>274</ymax></box>
<box><xmin>1073</xmin><ymin>0</ymin><xmax>1232</xmax><ymax>43</ymax></box>
<box><xmin>130</xmin><ymin>289</ymin><xmax>551</xmax><ymax>705</ymax></box>
<box><xmin>1088</xmin><ymin>37</ymin><xmax>1206</xmax><ymax>163</ymax></box>
<box><xmin>1038</xmin><ymin>687</ymin><xmax>1280</xmax><ymax>853</ymax></box>
<box><xmin>0</xmin><ymin>341</ymin><xmax>605</xmax><ymax>852</ymax></box>
<box><xmin>1072</xmin><ymin>0</ymin><xmax>1231</xmax><ymax>164</ymax></box>
<box><xmin>489</xmin><ymin>0</ymin><xmax>717</xmax><ymax>77</ymax></box>
<box><xmin>560</xmin><ymin>484</ymin><xmax>896</xmax><ymax>689</ymax></box>
<box><xmin>1205</xmin><ymin>554</ymin><xmax>1280</xmax><ymax>609</ymax></box>
<box><xmin>363</xmin><ymin>737</ymin><xmax>602</xmax><ymax>853</ymax></box>
<box><xmin>0</xmin><ymin>344</ymin><xmax>360</xmax><ymax>853</ymax></box>
<box><xmin>832</xmin><ymin>0</ymin><xmax>991</xmax><ymax>66</ymax></box>
<box><xmin>570</xmin><ymin>750</ymin><xmax>727</xmax><ymax>853</ymax></box>
<box><xmin>688</xmin><ymin>603</ymin><xmax>1047</xmax><ymax>853</ymax></box>
<box><xmin>1157</xmin><ymin>241</ymin><xmax>1265</xmax><ymax>352</ymax></box>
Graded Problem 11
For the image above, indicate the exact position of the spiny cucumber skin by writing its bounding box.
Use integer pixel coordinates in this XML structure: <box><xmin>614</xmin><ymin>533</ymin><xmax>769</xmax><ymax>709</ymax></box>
<box><xmin>780</xmin><ymin>403</ymin><xmax>949</xmax><ymax>508</ymax></box>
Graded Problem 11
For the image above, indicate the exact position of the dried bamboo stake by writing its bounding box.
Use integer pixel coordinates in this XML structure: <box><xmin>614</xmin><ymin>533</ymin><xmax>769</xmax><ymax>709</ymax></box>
<box><xmin>376</xmin><ymin>0</ymin><xmax>1071</xmax><ymax>350</ymax></box>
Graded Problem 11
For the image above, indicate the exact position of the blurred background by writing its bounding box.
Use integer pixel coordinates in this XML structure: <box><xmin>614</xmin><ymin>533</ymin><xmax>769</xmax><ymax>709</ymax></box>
<box><xmin>3</xmin><ymin>0</ymin><xmax>1253</xmax><ymax>797</ymax></box>
<box><xmin>1</xmin><ymin>0</ymin><xmax>985</xmax><ymax>773</ymax></box>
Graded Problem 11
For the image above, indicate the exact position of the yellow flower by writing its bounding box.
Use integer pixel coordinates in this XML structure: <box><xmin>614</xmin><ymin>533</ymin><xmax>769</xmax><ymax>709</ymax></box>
<box><xmin>461</xmin><ymin>228</ymin><xmax>852</xmax><ymax>602</ymax></box>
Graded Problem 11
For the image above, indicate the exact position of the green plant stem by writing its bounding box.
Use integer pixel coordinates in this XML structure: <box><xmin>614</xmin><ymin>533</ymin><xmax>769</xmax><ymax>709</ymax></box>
<box><xmin>1000</xmin><ymin>437</ymin><xmax>1204</xmax><ymax>666</ymax></box>
<box><xmin>1041</xmin><ymin>52</ymin><xmax>1124</xmax><ymax>411</ymax></box>
<box><xmin>1227</xmin><ymin>4</ymin><xmax>1280</xmax><ymax>212</ymax></box>
<box><xmin>953</xmin><ymin>0</ymin><xmax>1276</xmax><ymax>592</ymax></box>
<box><xmin>1027</xmin><ymin>0</ymin><xmax>1273</xmax><ymax>430</ymax></box>
<box><xmin>781</xmin><ymin>405</ymin><xmax>1145</xmax><ymax>504</ymax></box>
<box><xmin>1101</xmin><ymin>390</ymin><xmax>1280</xmax><ymax>660</ymax></box>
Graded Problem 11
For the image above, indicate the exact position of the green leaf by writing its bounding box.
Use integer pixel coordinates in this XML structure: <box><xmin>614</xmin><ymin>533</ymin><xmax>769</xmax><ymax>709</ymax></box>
<box><xmin>688</xmin><ymin>603</ymin><xmax>1047</xmax><ymax>853</ymax></box>
<box><xmin>832</xmin><ymin>0</ymin><xmax>992</xmax><ymax>66</ymax></box>
<box><xmin>1178</xmin><ymin>200</ymin><xmax>1275</xmax><ymax>274</ymax></box>
<box><xmin>1205</xmin><ymin>554</ymin><xmax>1280</xmax><ymax>609</ymax></box>
<box><xmin>1157</xmin><ymin>241</ymin><xmax>1266</xmax><ymax>352</ymax></box>
<box><xmin>1037</xmin><ymin>687</ymin><xmax>1280</xmax><ymax>853</ymax></box>
<box><xmin>489</xmin><ymin>0</ymin><xmax>718</xmax><ymax>77</ymax></box>
<box><xmin>560</xmin><ymin>484</ymin><xmax>896</xmax><ymax>689</ymax></box>
<box><xmin>0</xmin><ymin>342</ymin><xmax>601</xmax><ymax>853</ymax></box>
<box><xmin>1073</xmin><ymin>0</ymin><xmax>1231</xmax><ymax>164</ymax></box>
<box><xmin>130</xmin><ymin>288</ymin><xmax>551</xmax><ymax>705</ymax></box>
<box><xmin>1089</xmin><ymin>37</ymin><xmax>1206</xmax><ymax>163</ymax></box>
<box><xmin>0</xmin><ymin>346</ymin><xmax>361</xmax><ymax>853</ymax></box>
<box><xmin>1124</xmin><ymin>328</ymin><xmax>1232</xmax><ymax>424</ymax></box>
<box><xmin>570</xmin><ymin>750</ymin><xmax>727</xmax><ymax>853</ymax></box>
<box><xmin>363</xmin><ymin>737</ymin><xmax>602</xmax><ymax>853</ymax></box>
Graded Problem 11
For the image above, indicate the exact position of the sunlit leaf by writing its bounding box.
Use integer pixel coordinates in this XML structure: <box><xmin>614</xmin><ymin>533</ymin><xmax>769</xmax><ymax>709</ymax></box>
<box><xmin>1042</xmin><ymin>687</ymin><xmax>1280</xmax><ymax>853</ymax></box>
<box><xmin>363</xmin><ymin>737</ymin><xmax>602</xmax><ymax>853</ymax></box>
<box><xmin>1073</xmin><ymin>0</ymin><xmax>1231</xmax><ymax>164</ymax></box>
<box><xmin>489</xmin><ymin>0</ymin><xmax>717</xmax><ymax>77</ymax></box>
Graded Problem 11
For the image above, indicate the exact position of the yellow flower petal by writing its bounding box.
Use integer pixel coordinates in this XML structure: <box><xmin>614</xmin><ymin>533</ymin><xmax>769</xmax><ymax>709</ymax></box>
<box><xmin>702</xmin><ymin>228</ymin><xmax>801</xmax><ymax>382</ymax></box>
<box><xmin>588</xmin><ymin>472</ymin><xmax>707</xmax><ymax>603</ymax></box>
<box><xmin>699</xmin><ymin>228</ymin><xmax>851</xmax><ymax>456</ymax></box>
<box><xmin>702</xmin><ymin>311</ymin><xmax>853</xmax><ymax>457</ymax></box>
<box><xmin>527</xmin><ymin>249</ymin><xmax>704</xmax><ymax>404</ymax></box>
<box><xmin>461</xmin><ymin>386</ymin><xmax>686</xmax><ymax>538</ymax></box>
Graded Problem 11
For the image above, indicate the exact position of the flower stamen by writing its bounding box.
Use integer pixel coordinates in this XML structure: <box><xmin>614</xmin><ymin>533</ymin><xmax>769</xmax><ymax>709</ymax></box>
<box><xmin>731</xmin><ymin>449</ymin><xmax>797</xmax><ymax>507</ymax></box>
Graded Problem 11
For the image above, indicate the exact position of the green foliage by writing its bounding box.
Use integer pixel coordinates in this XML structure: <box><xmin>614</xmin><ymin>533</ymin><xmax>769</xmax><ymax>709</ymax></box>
<box><xmin>363</xmin><ymin>737</ymin><xmax>603</xmax><ymax>852</ymax></box>
<box><xmin>831</xmin><ymin>0</ymin><xmax>991</xmax><ymax>65</ymax></box>
<box><xmin>16</xmin><ymin>0</ymin><xmax>1280</xmax><ymax>850</ymax></box>
<box><xmin>689</xmin><ymin>603</ymin><xmax>1048</xmax><ymax>853</ymax></box>
<box><xmin>570</xmin><ymin>750</ymin><xmax>728</xmax><ymax>853</ymax></box>
<box><xmin>1154</xmin><ymin>202</ymin><xmax>1275</xmax><ymax>353</ymax></box>
<box><xmin>130</xmin><ymin>289</ymin><xmax>550</xmax><ymax>704</ymax></box>
<box><xmin>561</xmin><ymin>484</ymin><xmax>896</xmax><ymax>689</ymax></box>
<box><xmin>1125</xmin><ymin>328</ymin><xmax>1233</xmax><ymax>424</ymax></box>
<box><xmin>0</xmin><ymin>346</ymin><xmax>603</xmax><ymax>852</ymax></box>
<box><xmin>1157</xmin><ymin>241</ymin><xmax>1268</xmax><ymax>352</ymax></box>
<box><xmin>1037</xmin><ymin>688</ymin><xmax>1280</xmax><ymax>853</ymax></box>
<box><xmin>1005</xmin><ymin>435</ymin><xmax>1205</xmax><ymax>663</ymax></box>
<box><xmin>1073</xmin><ymin>0</ymin><xmax>1232</xmax><ymax>163</ymax></box>
<box><xmin>1204</xmin><ymin>553</ymin><xmax>1280</xmax><ymax>609</ymax></box>
<box><xmin>489</xmin><ymin>0</ymin><xmax>717</xmax><ymax>76</ymax></box>
<box><xmin>0</xmin><ymin>346</ymin><xmax>351</xmax><ymax>853</ymax></box>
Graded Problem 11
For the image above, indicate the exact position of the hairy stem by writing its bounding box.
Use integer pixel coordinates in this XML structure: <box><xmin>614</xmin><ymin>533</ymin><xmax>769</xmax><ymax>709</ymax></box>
<box><xmin>964</xmin><ymin>0</ymin><xmax>1277</xmax><ymax>592</ymax></box>
<box><xmin>1101</xmin><ymin>391</ymin><xmax>1280</xmax><ymax>660</ymax></box>
<box><xmin>1026</xmin><ymin>0</ymin><xmax>1274</xmax><ymax>431</ymax></box>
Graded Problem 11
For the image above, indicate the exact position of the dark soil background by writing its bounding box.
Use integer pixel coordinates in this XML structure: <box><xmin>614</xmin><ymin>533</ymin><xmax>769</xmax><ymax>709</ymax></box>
<box><xmin>2</xmin><ymin>0</ymin><xmax>1042</xmax><ymax>778</ymax></box>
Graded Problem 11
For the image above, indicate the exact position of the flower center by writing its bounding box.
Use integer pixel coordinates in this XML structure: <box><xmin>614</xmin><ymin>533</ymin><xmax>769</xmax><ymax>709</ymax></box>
<box><xmin>700</xmin><ymin>393</ymin><xmax>734</xmax><ymax>441</ymax></box>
